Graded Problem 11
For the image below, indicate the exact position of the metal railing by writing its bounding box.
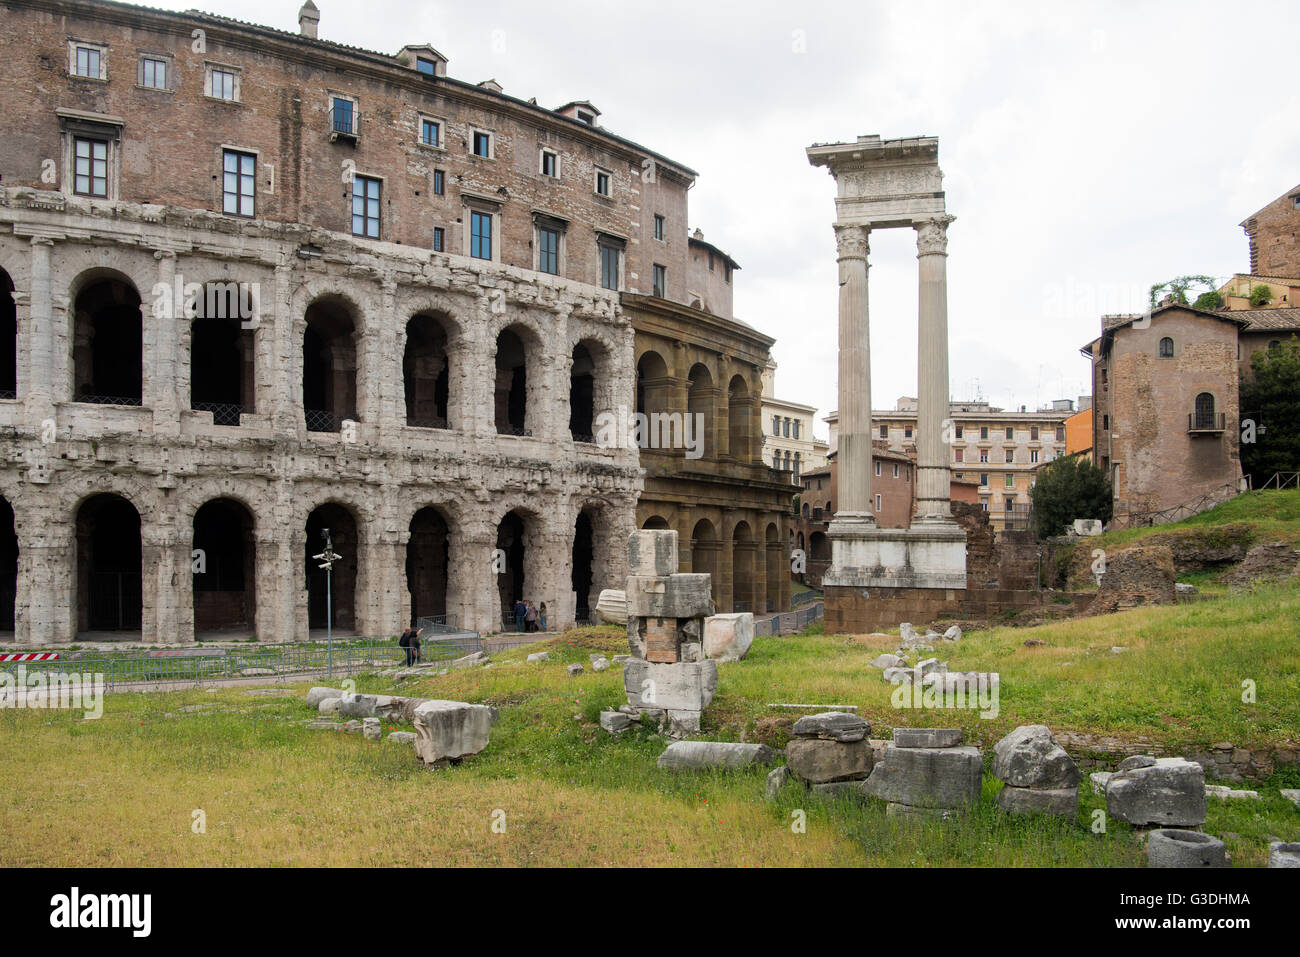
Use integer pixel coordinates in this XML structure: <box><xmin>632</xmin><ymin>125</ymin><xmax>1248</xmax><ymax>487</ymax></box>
<box><xmin>1188</xmin><ymin>411</ymin><xmax>1227</xmax><ymax>432</ymax></box>
<box><xmin>497</xmin><ymin>424</ymin><xmax>533</xmax><ymax>437</ymax></box>
<box><xmin>407</xmin><ymin>415</ymin><xmax>449</xmax><ymax>430</ymax></box>
<box><xmin>571</xmin><ymin>432</ymin><xmax>596</xmax><ymax>444</ymax></box>
<box><xmin>1258</xmin><ymin>472</ymin><xmax>1300</xmax><ymax>491</ymax></box>
<box><xmin>1127</xmin><ymin>481</ymin><xmax>1242</xmax><ymax>527</ymax></box>
<box><xmin>0</xmin><ymin>635</ymin><xmax>452</xmax><ymax>692</ymax></box>
<box><xmin>304</xmin><ymin>409</ymin><xmax>336</xmax><ymax>432</ymax></box>
<box><xmin>74</xmin><ymin>393</ymin><xmax>143</xmax><ymax>406</ymax></box>
<box><xmin>0</xmin><ymin>388</ymin><xmax>15</xmax><ymax>400</ymax></box>
<box><xmin>792</xmin><ymin>589</ymin><xmax>823</xmax><ymax>608</ymax></box>
<box><xmin>192</xmin><ymin>401</ymin><xmax>244</xmax><ymax>426</ymax></box>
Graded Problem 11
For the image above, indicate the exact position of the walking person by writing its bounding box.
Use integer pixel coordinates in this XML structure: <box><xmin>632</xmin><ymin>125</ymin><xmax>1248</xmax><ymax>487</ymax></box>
<box><xmin>399</xmin><ymin>626</ymin><xmax>414</xmax><ymax>667</ymax></box>
<box><xmin>525</xmin><ymin>600</ymin><xmax>538</xmax><ymax>633</ymax></box>
<box><xmin>410</xmin><ymin>626</ymin><xmax>424</xmax><ymax>664</ymax></box>
<box><xmin>513</xmin><ymin>598</ymin><xmax>526</xmax><ymax>633</ymax></box>
<box><xmin>538</xmin><ymin>601</ymin><xmax>548</xmax><ymax>632</ymax></box>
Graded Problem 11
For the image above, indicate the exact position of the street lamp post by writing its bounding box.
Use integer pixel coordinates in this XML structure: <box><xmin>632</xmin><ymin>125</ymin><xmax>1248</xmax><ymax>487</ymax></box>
<box><xmin>313</xmin><ymin>528</ymin><xmax>341</xmax><ymax>679</ymax></box>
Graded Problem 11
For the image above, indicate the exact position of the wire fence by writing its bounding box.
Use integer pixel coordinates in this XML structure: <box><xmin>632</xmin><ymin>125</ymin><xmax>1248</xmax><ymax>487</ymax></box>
<box><xmin>0</xmin><ymin>632</ymin><xmax>480</xmax><ymax>693</ymax></box>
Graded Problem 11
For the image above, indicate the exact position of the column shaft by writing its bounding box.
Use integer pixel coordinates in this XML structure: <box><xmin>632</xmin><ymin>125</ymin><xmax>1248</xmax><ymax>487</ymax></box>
<box><xmin>914</xmin><ymin>216</ymin><xmax>955</xmax><ymax>523</ymax></box>
<box><xmin>833</xmin><ymin>225</ymin><xmax>874</xmax><ymax>521</ymax></box>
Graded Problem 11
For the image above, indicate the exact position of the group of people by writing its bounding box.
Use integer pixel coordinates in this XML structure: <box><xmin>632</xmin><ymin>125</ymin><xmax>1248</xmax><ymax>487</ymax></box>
<box><xmin>398</xmin><ymin>625</ymin><xmax>423</xmax><ymax>666</ymax></box>
<box><xmin>512</xmin><ymin>599</ymin><xmax>547</xmax><ymax>633</ymax></box>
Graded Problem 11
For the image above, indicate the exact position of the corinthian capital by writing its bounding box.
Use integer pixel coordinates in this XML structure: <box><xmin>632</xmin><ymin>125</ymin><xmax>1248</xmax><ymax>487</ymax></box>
<box><xmin>833</xmin><ymin>224</ymin><xmax>869</xmax><ymax>261</ymax></box>
<box><xmin>915</xmin><ymin>215</ymin><xmax>956</xmax><ymax>256</ymax></box>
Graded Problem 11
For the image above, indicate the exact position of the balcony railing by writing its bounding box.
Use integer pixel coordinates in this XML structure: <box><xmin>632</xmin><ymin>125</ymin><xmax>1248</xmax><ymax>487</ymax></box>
<box><xmin>74</xmin><ymin>392</ymin><xmax>143</xmax><ymax>407</ymax></box>
<box><xmin>329</xmin><ymin>104</ymin><xmax>360</xmax><ymax>141</ymax></box>
<box><xmin>407</xmin><ymin>415</ymin><xmax>449</xmax><ymax>430</ymax></box>
<box><xmin>497</xmin><ymin>424</ymin><xmax>533</xmax><ymax>437</ymax></box>
<box><xmin>192</xmin><ymin>401</ymin><xmax>244</xmax><ymax>426</ymax></box>
<box><xmin>304</xmin><ymin>408</ymin><xmax>336</xmax><ymax>432</ymax></box>
<box><xmin>1187</xmin><ymin>412</ymin><xmax>1226</xmax><ymax>434</ymax></box>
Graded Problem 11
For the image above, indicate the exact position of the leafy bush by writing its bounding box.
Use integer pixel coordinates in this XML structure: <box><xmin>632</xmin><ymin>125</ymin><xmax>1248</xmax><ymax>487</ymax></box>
<box><xmin>1031</xmin><ymin>454</ymin><xmax>1113</xmax><ymax>540</ymax></box>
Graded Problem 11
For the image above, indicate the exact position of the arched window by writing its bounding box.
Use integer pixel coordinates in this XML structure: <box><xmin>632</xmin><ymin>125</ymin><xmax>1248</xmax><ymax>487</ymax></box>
<box><xmin>1269</xmin><ymin>340</ymin><xmax>1281</xmax><ymax>352</ymax></box>
<box><xmin>1193</xmin><ymin>392</ymin><xmax>1216</xmax><ymax>430</ymax></box>
<box><xmin>1159</xmin><ymin>337</ymin><xmax>1174</xmax><ymax>358</ymax></box>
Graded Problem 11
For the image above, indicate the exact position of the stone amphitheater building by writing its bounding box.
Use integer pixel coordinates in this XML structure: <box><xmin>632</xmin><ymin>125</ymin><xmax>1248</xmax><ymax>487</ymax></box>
<box><xmin>0</xmin><ymin>0</ymin><xmax>792</xmax><ymax>643</ymax></box>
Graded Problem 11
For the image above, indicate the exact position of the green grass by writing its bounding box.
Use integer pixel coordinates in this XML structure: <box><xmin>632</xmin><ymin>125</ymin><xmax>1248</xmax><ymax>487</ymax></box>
<box><xmin>2</xmin><ymin>587</ymin><xmax>1297</xmax><ymax>867</ymax></box>
<box><xmin>1090</xmin><ymin>489</ymin><xmax>1300</xmax><ymax>552</ymax></box>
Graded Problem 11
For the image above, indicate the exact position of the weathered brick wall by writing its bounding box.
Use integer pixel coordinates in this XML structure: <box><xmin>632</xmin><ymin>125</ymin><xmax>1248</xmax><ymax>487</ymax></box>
<box><xmin>1244</xmin><ymin>187</ymin><xmax>1300</xmax><ymax>278</ymax></box>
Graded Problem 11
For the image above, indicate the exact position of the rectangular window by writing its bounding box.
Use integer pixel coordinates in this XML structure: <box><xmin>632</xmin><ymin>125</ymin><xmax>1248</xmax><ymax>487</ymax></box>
<box><xmin>540</xmin><ymin>150</ymin><xmax>558</xmax><ymax>177</ymax></box>
<box><xmin>980</xmin><ymin>426</ymin><xmax>989</xmax><ymax>440</ymax></box>
<box><xmin>904</xmin><ymin>426</ymin><xmax>913</xmax><ymax>439</ymax></box>
<box><xmin>595</xmin><ymin>168</ymin><xmax>611</xmax><ymax>196</ymax></box>
<box><xmin>875</xmin><ymin>493</ymin><xmax>882</xmax><ymax>512</ymax></box>
<box><xmin>471</xmin><ymin>210</ymin><xmax>492</xmax><ymax>259</ymax></box>
<box><xmin>654</xmin><ymin>214</ymin><xmax>665</xmax><ymax>241</ymax></box>
<box><xmin>653</xmin><ymin>264</ymin><xmax>666</xmax><ymax>298</ymax></box>
<box><xmin>1005</xmin><ymin>426</ymin><xmax>1014</xmax><ymax>440</ymax></box>
<box><xmin>222</xmin><ymin>150</ymin><xmax>255</xmax><ymax>217</ymax></box>
<box><xmin>879</xmin><ymin>425</ymin><xmax>887</xmax><ymax>439</ymax></box>
<box><xmin>208</xmin><ymin>67</ymin><xmax>237</xmax><ymax>101</ymax></box>
<box><xmin>772</xmin><ymin>416</ymin><xmax>780</xmax><ymax>435</ymax></box>
<box><xmin>874</xmin><ymin>461</ymin><xmax>882</xmax><ymax>477</ymax></box>
<box><xmin>416</xmin><ymin>57</ymin><xmax>436</xmax><ymax>75</ymax></box>
<box><xmin>73</xmin><ymin>45</ymin><xmax>102</xmax><ymax>79</ymax></box>
<box><xmin>893</xmin><ymin>464</ymin><xmax>900</xmax><ymax>478</ymax></box>
<box><xmin>955</xmin><ymin>425</ymin><xmax>963</xmax><ymax>439</ymax></box>
<box><xmin>140</xmin><ymin>56</ymin><xmax>167</xmax><ymax>89</ymax></box>
<box><xmin>421</xmin><ymin>119</ymin><xmax>440</xmax><ymax>147</ymax></box>
<box><xmin>1005</xmin><ymin>449</ymin><xmax>1014</xmax><ymax>463</ymax></box>
<box><xmin>73</xmin><ymin>136</ymin><xmax>108</xmax><ymax>196</ymax></box>
<box><xmin>332</xmin><ymin>97</ymin><xmax>355</xmax><ymax>135</ymax></box>
<box><xmin>1005</xmin><ymin>474</ymin><xmax>1015</xmax><ymax>489</ymax></box>
<box><xmin>1031</xmin><ymin>449</ymin><xmax>1040</xmax><ymax>463</ymax></box>
<box><xmin>433</xmin><ymin>169</ymin><xmax>444</xmax><ymax>196</ymax></box>
<box><xmin>537</xmin><ymin>226</ymin><xmax>559</xmax><ymax>275</ymax></box>
<box><xmin>600</xmin><ymin>245</ymin><xmax>621</xmax><ymax>291</ymax></box>
<box><xmin>472</xmin><ymin>131</ymin><xmax>492</xmax><ymax>157</ymax></box>
<box><xmin>980</xmin><ymin>473</ymin><xmax>989</xmax><ymax>487</ymax></box>
<box><xmin>1030</xmin><ymin>426</ymin><xmax>1039</xmax><ymax>441</ymax></box>
<box><xmin>980</xmin><ymin>450</ymin><xmax>989</xmax><ymax>463</ymax></box>
<box><xmin>1056</xmin><ymin>426</ymin><xmax>1065</xmax><ymax>442</ymax></box>
<box><xmin>433</xmin><ymin>227</ymin><xmax>444</xmax><ymax>252</ymax></box>
<box><xmin>954</xmin><ymin>448</ymin><xmax>964</xmax><ymax>463</ymax></box>
<box><xmin>1103</xmin><ymin>414</ymin><xmax>1109</xmax><ymax>430</ymax></box>
<box><xmin>351</xmin><ymin>175</ymin><xmax>380</xmax><ymax>238</ymax></box>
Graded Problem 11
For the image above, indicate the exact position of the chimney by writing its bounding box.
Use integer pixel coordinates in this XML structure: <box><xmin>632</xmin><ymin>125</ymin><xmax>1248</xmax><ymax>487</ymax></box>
<box><xmin>298</xmin><ymin>1</ymin><xmax>320</xmax><ymax>39</ymax></box>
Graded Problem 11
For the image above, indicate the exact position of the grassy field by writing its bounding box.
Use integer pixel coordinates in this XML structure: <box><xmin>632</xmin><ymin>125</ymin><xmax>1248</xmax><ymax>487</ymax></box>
<box><xmin>2</xmin><ymin>579</ymin><xmax>1298</xmax><ymax>867</ymax></box>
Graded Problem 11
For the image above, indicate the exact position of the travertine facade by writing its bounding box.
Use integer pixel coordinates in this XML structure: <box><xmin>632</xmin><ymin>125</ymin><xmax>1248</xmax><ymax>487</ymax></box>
<box><xmin>0</xmin><ymin>0</ymin><xmax>779</xmax><ymax>641</ymax></box>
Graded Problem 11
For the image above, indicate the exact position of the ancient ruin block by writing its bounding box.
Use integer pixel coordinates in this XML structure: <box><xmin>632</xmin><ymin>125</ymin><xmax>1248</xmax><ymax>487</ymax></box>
<box><xmin>862</xmin><ymin>745</ymin><xmax>983</xmax><ymax>810</ymax></box>
<box><xmin>628</xmin><ymin>529</ymin><xmax>680</xmax><ymax>577</ymax></box>
<box><xmin>622</xmin><ymin>659</ymin><xmax>718</xmax><ymax>712</ymax></box>
<box><xmin>625</xmin><ymin>574</ymin><xmax>714</xmax><ymax>620</ymax></box>
<box><xmin>1106</xmin><ymin>757</ymin><xmax>1206</xmax><ymax>827</ymax></box>
<box><xmin>703</xmin><ymin>612</ymin><xmax>754</xmax><ymax>661</ymax></box>
<box><xmin>412</xmin><ymin>699</ymin><xmax>499</xmax><ymax>767</ymax></box>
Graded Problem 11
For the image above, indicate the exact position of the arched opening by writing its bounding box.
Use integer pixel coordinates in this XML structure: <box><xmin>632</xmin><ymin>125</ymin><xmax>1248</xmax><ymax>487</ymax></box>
<box><xmin>732</xmin><ymin>520</ymin><xmax>754</xmax><ymax>613</ymax></box>
<box><xmin>303</xmin><ymin>298</ymin><xmax>357</xmax><ymax>432</ymax></box>
<box><xmin>404</xmin><ymin>314</ymin><xmax>450</xmax><ymax>429</ymax></box>
<box><xmin>636</xmin><ymin>350</ymin><xmax>670</xmax><ymax>417</ymax></box>
<box><xmin>191</xmin><ymin>291</ymin><xmax>254</xmax><ymax>425</ymax></box>
<box><xmin>728</xmin><ymin>374</ymin><xmax>751</xmax><ymax>461</ymax></box>
<box><xmin>76</xmin><ymin>493</ymin><xmax>142</xmax><ymax>633</ymax></box>
<box><xmin>305</xmin><ymin>503</ymin><xmax>358</xmax><ymax>632</ymax></box>
<box><xmin>691</xmin><ymin>518</ymin><xmax>721</xmax><ymax>607</ymax></box>
<box><xmin>73</xmin><ymin>276</ymin><xmax>142</xmax><ymax>405</ymax></box>
<box><xmin>687</xmin><ymin>363</ymin><xmax>714</xmax><ymax>459</ymax></box>
<box><xmin>0</xmin><ymin>498</ymin><xmax>16</xmax><ymax>631</ymax></box>
<box><xmin>572</xmin><ymin>509</ymin><xmax>594</xmax><ymax>621</ymax></box>
<box><xmin>641</xmin><ymin>515</ymin><xmax>670</xmax><ymax>530</ymax></box>
<box><xmin>765</xmin><ymin>522</ymin><xmax>783</xmax><ymax>613</ymax></box>
<box><xmin>809</xmin><ymin>531</ymin><xmax>830</xmax><ymax>563</ymax></box>
<box><xmin>570</xmin><ymin>342</ymin><xmax>596</xmax><ymax>442</ymax></box>
<box><xmin>495</xmin><ymin>326</ymin><xmax>530</xmax><ymax>435</ymax></box>
<box><xmin>1159</xmin><ymin>337</ymin><xmax>1174</xmax><ymax>358</ymax></box>
<box><xmin>193</xmin><ymin>498</ymin><xmax>256</xmax><ymax>635</ymax></box>
<box><xmin>496</xmin><ymin>510</ymin><xmax>527</xmax><ymax>627</ymax></box>
<box><xmin>0</xmin><ymin>269</ymin><xmax>15</xmax><ymax>399</ymax></box>
<box><xmin>407</xmin><ymin>506</ymin><xmax>450</xmax><ymax>623</ymax></box>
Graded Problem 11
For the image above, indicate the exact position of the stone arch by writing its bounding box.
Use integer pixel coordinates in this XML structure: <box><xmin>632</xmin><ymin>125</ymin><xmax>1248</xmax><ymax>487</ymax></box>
<box><xmin>731</xmin><ymin>519</ymin><xmax>755</xmax><ymax>613</ymax></box>
<box><xmin>495</xmin><ymin>505</ymin><xmax>545</xmax><ymax>628</ymax></box>
<box><xmin>687</xmin><ymin>363</ymin><xmax>715</xmax><ymax>459</ymax></box>
<box><xmin>691</xmin><ymin>518</ymin><xmax>721</xmax><ymax>607</ymax></box>
<box><xmin>764</xmin><ymin>521</ymin><xmax>783</xmax><ymax>613</ymax></box>
<box><xmin>404</xmin><ymin>311</ymin><xmax>454</xmax><ymax>429</ymax></box>
<box><xmin>75</xmin><ymin>492</ymin><xmax>143</xmax><ymax>634</ymax></box>
<box><xmin>636</xmin><ymin>349</ymin><xmax>671</xmax><ymax>417</ymax></box>
<box><xmin>305</xmin><ymin>501</ymin><xmax>360</xmax><ymax>632</ymax></box>
<box><xmin>641</xmin><ymin>515</ymin><xmax>671</xmax><ymax>530</ymax></box>
<box><xmin>190</xmin><ymin>281</ymin><xmax>256</xmax><ymax>425</ymax></box>
<box><xmin>727</xmin><ymin>374</ymin><xmax>751</xmax><ymax>461</ymax></box>
<box><xmin>192</xmin><ymin>497</ymin><xmax>257</xmax><ymax>635</ymax></box>
<box><xmin>302</xmin><ymin>294</ymin><xmax>359</xmax><ymax>433</ymax></box>
<box><xmin>569</xmin><ymin>336</ymin><xmax>613</xmax><ymax>443</ymax></box>
<box><xmin>493</xmin><ymin>322</ymin><xmax>542</xmax><ymax>436</ymax></box>
<box><xmin>70</xmin><ymin>269</ymin><xmax>143</xmax><ymax>405</ymax></box>
<box><xmin>0</xmin><ymin>267</ymin><xmax>14</xmax><ymax>399</ymax></box>
<box><xmin>809</xmin><ymin>530</ymin><xmax>830</xmax><ymax>563</ymax></box>
<box><xmin>0</xmin><ymin>496</ymin><xmax>15</xmax><ymax>632</ymax></box>
<box><xmin>407</xmin><ymin>504</ymin><xmax>453</xmax><ymax>624</ymax></box>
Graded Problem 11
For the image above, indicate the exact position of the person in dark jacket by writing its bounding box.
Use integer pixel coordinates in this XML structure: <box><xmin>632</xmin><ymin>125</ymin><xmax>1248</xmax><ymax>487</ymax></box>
<box><xmin>513</xmin><ymin>599</ymin><xmax>526</xmax><ymax>633</ymax></box>
<box><xmin>399</xmin><ymin>627</ymin><xmax>414</xmax><ymax>666</ymax></box>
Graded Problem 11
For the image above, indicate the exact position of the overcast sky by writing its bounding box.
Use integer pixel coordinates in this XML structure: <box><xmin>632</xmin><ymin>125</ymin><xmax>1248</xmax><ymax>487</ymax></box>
<box><xmin>163</xmin><ymin>0</ymin><xmax>1300</xmax><ymax>439</ymax></box>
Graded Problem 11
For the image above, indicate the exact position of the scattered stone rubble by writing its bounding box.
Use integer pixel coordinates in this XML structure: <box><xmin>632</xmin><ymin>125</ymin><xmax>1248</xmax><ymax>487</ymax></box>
<box><xmin>1147</xmin><ymin>828</ymin><xmax>1227</xmax><ymax>868</ymax></box>
<box><xmin>992</xmin><ymin>725</ymin><xmax>1081</xmax><ymax>820</ymax></box>
<box><xmin>784</xmin><ymin>712</ymin><xmax>875</xmax><ymax>797</ymax></box>
<box><xmin>412</xmin><ymin>700</ymin><xmax>499</xmax><ymax>768</ymax></box>
<box><xmin>1269</xmin><ymin>842</ymin><xmax>1300</xmax><ymax>868</ymax></box>
<box><xmin>1222</xmin><ymin>541</ymin><xmax>1300</xmax><ymax>588</ymax></box>
<box><xmin>656</xmin><ymin>741</ymin><xmax>775</xmax><ymax>771</ymax></box>
<box><xmin>702</xmin><ymin>612</ymin><xmax>754</xmax><ymax>662</ymax></box>
<box><xmin>862</xmin><ymin>728</ymin><xmax>982</xmax><ymax>817</ymax></box>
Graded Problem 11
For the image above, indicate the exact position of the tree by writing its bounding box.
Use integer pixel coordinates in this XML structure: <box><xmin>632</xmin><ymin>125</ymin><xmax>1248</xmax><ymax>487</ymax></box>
<box><xmin>1148</xmin><ymin>275</ymin><xmax>1219</xmax><ymax>309</ymax></box>
<box><xmin>1249</xmin><ymin>283</ymin><xmax>1273</xmax><ymax>307</ymax></box>
<box><xmin>1240</xmin><ymin>335</ymin><xmax>1300</xmax><ymax>485</ymax></box>
<box><xmin>1031</xmin><ymin>453</ymin><xmax>1113</xmax><ymax>540</ymax></box>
